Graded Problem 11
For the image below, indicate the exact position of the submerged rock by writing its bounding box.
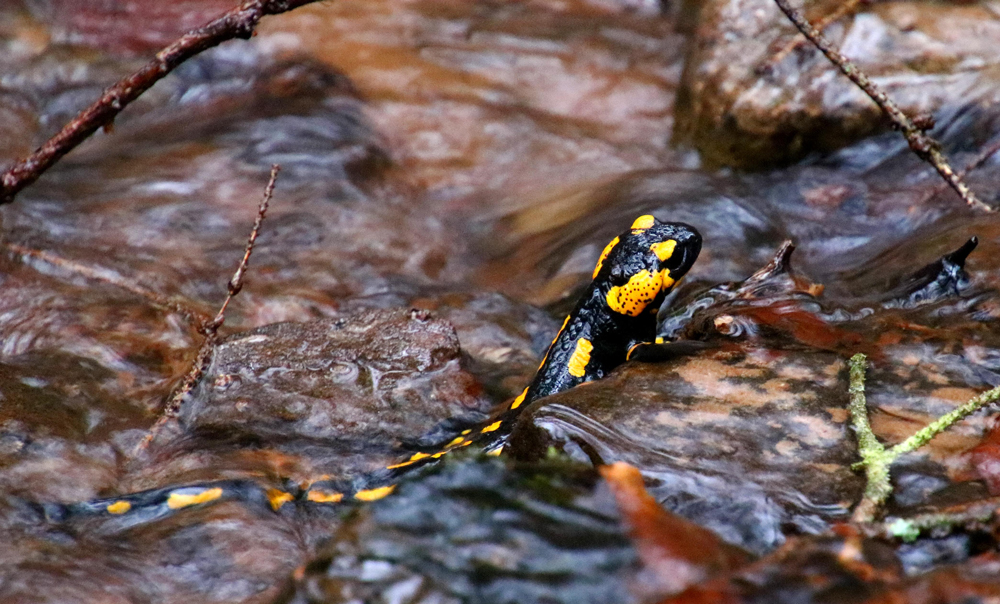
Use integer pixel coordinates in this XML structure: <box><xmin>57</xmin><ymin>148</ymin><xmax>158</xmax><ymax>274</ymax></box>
<box><xmin>509</xmin><ymin>347</ymin><xmax>860</xmax><ymax>554</ymax></box>
<box><xmin>281</xmin><ymin>457</ymin><xmax>640</xmax><ymax>604</ymax></box>
<box><xmin>186</xmin><ymin>308</ymin><xmax>490</xmax><ymax>450</ymax></box>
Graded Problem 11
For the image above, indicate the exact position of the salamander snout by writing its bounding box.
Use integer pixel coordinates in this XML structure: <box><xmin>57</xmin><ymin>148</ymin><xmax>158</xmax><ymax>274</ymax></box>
<box><xmin>653</xmin><ymin>221</ymin><xmax>701</xmax><ymax>280</ymax></box>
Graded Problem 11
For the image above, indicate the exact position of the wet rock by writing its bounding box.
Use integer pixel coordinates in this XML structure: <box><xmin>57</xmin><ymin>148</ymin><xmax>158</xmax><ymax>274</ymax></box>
<box><xmin>508</xmin><ymin>348</ymin><xmax>861</xmax><ymax>554</ymax></box>
<box><xmin>126</xmin><ymin>309</ymin><xmax>496</xmax><ymax>490</ymax></box>
<box><xmin>0</xmin><ymin>499</ymin><xmax>315</xmax><ymax>604</ymax></box>
<box><xmin>281</xmin><ymin>456</ymin><xmax>640</xmax><ymax>604</ymax></box>
<box><xmin>185</xmin><ymin>309</ymin><xmax>490</xmax><ymax>449</ymax></box>
<box><xmin>410</xmin><ymin>291</ymin><xmax>560</xmax><ymax>402</ymax></box>
<box><xmin>675</xmin><ymin>0</ymin><xmax>1000</xmax><ymax>168</ymax></box>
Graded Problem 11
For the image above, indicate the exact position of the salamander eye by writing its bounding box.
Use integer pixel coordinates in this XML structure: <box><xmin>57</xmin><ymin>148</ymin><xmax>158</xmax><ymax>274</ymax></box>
<box><xmin>662</xmin><ymin>244</ymin><xmax>687</xmax><ymax>272</ymax></box>
<box><xmin>668</xmin><ymin>238</ymin><xmax>702</xmax><ymax>276</ymax></box>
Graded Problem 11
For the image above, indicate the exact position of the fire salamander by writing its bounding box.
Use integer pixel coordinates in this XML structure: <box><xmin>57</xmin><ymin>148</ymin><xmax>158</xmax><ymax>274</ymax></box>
<box><xmin>44</xmin><ymin>216</ymin><xmax>702</xmax><ymax>524</ymax></box>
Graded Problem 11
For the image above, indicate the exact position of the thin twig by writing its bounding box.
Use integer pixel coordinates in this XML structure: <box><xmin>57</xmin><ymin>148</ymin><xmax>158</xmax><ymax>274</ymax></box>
<box><xmin>0</xmin><ymin>0</ymin><xmax>321</xmax><ymax>204</ymax></box>
<box><xmin>879</xmin><ymin>497</ymin><xmax>1000</xmax><ymax>542</ymax></box>
<box><xmin>5</xmin><ymin>242</ymin><xmax>210</xmax><ymax>327</ymax></box>
<box><xmin>135</xmin><ymin>339</ymin><xmax>215</xmax><ymax>453</ymax></box>
<box><xmin>206</xmin><ymin>164</ymin><xmax>278</xmax><ymax>333</ymax></box>
<box><xmin>772</xmin><ymin>0</ymin><xmax>992</xmax><ymax>213</ymax></box>
<box><xmin>136</xmin><ymin>165</ymin><xmax>279</xmax><ymax>453</ymax></box>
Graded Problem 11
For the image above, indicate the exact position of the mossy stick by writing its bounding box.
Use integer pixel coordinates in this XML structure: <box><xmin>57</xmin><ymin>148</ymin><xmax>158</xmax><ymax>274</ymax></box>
<box><xmin>848</xmin><ymin>353</ymin><xmax>1000</xmax><ymax>524</ymax></box>
<box><xmin>890</xmin><ymin>384</ymin><xmax>1000</xmax><ymax>457</ymax></box>
<box><xmin>848</xmin><ymin>353</ymin><xmax>893</xmax><ymax>523</ymax></box>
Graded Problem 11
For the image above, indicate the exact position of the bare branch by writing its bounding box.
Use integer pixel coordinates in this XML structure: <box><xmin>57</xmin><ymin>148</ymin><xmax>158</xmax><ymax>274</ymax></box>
<box><xmin>772</xmin><ymin>0</ymin><xmax>992</xmax><ymax>213</ymax></box>
<box><xmin>0</xmin><ymin>0</ymin><xmax>321</xmax><ymax>204</ymax></box>
<box><xmin>206</xmin><ymin>164</ymin><xmax>278</xmax><ymax>332</ymax></box>
<box><xmin>137</xmin><ymin>165</ymin><xmax>279</xmax><ymax>453</ymax></box>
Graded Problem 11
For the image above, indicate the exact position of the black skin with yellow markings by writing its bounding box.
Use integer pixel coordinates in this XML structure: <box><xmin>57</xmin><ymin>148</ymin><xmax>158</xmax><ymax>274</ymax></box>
<box><xmin>41</xmin><ymin>216</ymin><xmax>701</xmax><ymax>523</ymax></box>
<box><xmin>517</xmin><ymin>217</ymin><xmax>701</xmax><ymax>406</ymax></box>
<box><xmin>382</xmin><ymin>216</ymin><xmax>700</xmax><ymax>465</ymax></box>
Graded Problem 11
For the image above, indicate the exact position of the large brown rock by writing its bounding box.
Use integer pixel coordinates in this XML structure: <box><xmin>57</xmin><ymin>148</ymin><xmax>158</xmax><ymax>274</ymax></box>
<box><xmin>675</xmin><ymin>0</ymin><xmax>1000</xmax><ymax>168</ymax></box>
<box><xmin>184</xmin><ymin>308</ymin><xmax>491</xmax><ymax>450</ymax></box>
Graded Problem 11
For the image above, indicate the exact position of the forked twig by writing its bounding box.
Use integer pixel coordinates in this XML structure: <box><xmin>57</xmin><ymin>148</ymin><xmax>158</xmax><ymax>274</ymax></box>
<box><xmin>0</xmin><ymin>0</ymin><xmax>321</xmax><ymax>204</ymax></box>
<box><xmin>136</xmin><ymin>165</ymin><xmax>279</xmax><ymax>453</ymax></box>
<box><xmin>848</xmin><ymin>353</ymin><xmax>1000</xmax><ymax>524</ymax></box>
<box><xmin>772</xmin><ymin>0</ymin><xmax>992</xmax><ymax>213</ymax></box>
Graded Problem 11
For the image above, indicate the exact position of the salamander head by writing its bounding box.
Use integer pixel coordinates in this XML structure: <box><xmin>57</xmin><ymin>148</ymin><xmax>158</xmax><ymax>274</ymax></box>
<box><xmin>593</xmin><ymin>215</ymin><xmax>702</xmax><ymax>317</ymax></box>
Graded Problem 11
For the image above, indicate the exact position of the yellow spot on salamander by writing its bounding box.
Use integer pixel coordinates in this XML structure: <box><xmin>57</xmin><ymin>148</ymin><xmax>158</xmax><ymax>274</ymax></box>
<box><xmin>106</xmin><ymin>500</ymin><xmax>131</xmax><ymax>515</ymax></box>
<box><xmin>481</xmin><ymin>420</ymin><xmax>503</xmax><ymax>433</ymax></box>
<box><xmin>354</xmin><ymin>485</ymin><xmax>396</xmax><ymax>501</ymax></box>
<box><xmin>446</xmin><ymin>435</ymin><xmax>466</xmax><ymax>448</ymax></box>
<box><xmin>461</xmin><ymin>429</ymin><xmax>471</xmax><ymax>435</ymax></box>
<box><xmin>567</xmin><ymin>338</ymin><xmax>594</xmax><ymax>378</ymax></box>
<box><xmin>307</xmin><ymin>489</ymin><xmax>344</xmax><ymax>503</ymax></box>
<box><xmin>510</xmin><ymin>387</ymin><xmax>529</xmax><ymax>410</ymax></box>
<box><xmin>606</xmin><ymin>269</ymin><xmax>673</xmax><ymax>316</ymax></box>
<box><xmin>551</xmin><ymin>315</ymin><xmax>571</xmax><ymax>347</ymax></box>
<box><xmin>650</xmin><ymin>239</ymin><xmax>677</xmax><ymax>262</ymax></box>
<box><xmin>486</xmin><ymin>447</ymin><xmax>503</xmax><ymax>457</ymax></box>
<box><xmin>386</xmin><ymin>451</ymin><xmax>431</xmax><ymax>469</ymax></box>
<box><xmin>537</xmin><ymin>352</ymin><xmax>549</xmax><ymax>371</ymax></box>
<box><xmin>592</xmin><ymin>236</ymin><xmax>620</xmax><ymax>279</ymax></box>
<box><xmin>386</xmin><ymin>459</ymin><xmax>415</xmax><ymax>470</ymax></box>
<box><xmin>267</xmin><ymin>489</ymin><xmax>294</xmax><ymax>511</ymax></box>
<box><xmin>655</xmin><ymin>336</ymin><xmax>665</xmax><ymax>344</ymax></box>
<box><xmin>631</xmin><ymin>215</ymin><xmax>655</xmax><ymax>230</ymax></box>
<box><xmin>660</xmin><ymin>268</ymin><xmax>675</xmax><ymax>289</ymax></box>
<box><xmin>166</xmin><ymin>487</ymin><xmax>223</xmax><ymax>510</ymax></box>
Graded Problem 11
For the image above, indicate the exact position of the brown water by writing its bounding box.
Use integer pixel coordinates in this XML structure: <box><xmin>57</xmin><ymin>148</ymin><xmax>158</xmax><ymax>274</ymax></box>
<box><xmin>3</xmin><ymin>1</ymin><xmax>1000</xmax><ymax>602</ymax></box>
